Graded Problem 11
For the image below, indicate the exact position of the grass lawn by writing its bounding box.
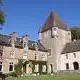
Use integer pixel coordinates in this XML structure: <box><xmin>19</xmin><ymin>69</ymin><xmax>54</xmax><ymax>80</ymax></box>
<box><xmin>5</xmin><ymin>74</ymin><xmax>80</xmax><ymax>80</ymax></box>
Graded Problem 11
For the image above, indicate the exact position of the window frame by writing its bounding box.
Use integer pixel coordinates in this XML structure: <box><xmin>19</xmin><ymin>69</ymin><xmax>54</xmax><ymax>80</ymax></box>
<box><xmin>0</xmin><ymin>62</ymin><xmax>2</xmax><ymax>72</ymax></box>
<box><xmin>9</xmin><ymin>62</ymin><xmax>14</xmax><ymax>71</ymax></box>
<box><xmin>66</xmin><ymin>63</ymin><xmax>69</xmax><ymax>70</ymax></box>
<box><xmin>10</xmin><ymin>51</ymin><xmax>15</xmax><ymax>59</ymax></box>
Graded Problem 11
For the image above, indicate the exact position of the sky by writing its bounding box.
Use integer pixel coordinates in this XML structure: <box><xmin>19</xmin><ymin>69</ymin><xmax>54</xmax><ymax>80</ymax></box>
<box><xmin>1</xmin><ymin>0</ymin><xmax>80</xmax><ymax>41</ymax></box>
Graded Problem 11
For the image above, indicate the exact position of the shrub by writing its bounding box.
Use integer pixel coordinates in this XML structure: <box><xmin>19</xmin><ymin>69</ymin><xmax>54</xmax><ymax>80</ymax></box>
<box><xmin>5</xmin><ymin>72</ymin><xmax>18</xmax><ymax>77</ymax></box>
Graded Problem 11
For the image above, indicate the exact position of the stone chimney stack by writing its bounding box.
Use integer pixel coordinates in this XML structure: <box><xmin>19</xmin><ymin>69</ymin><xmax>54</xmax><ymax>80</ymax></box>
<box><xmin>35</xmin><ymin>42</ymin><xmax>38</xmax><ymax>51</ymax></box>
<box><xmin>10</xmin><ymin>32</ymin><xmax>16</xmax><ymax>47</ymax></box>
<box><xmin>22</xmin><ymin>35</ymin><xmax>28</xmax><ymax>49</ymax></box>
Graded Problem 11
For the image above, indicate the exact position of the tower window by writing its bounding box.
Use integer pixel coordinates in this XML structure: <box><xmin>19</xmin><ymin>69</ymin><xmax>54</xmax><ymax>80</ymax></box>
<box><xmin>66</xmin><ymin>63</ymin><xmax>69</xmax><ymax>70</ymax></box>
<box><xmin>48</xmin><ymin>49</ymin><xmax>51</xmax><ymax>56</ymax></box>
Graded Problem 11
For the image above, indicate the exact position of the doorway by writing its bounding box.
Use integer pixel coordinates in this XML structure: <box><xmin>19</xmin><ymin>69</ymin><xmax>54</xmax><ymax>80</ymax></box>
<box><xmin>73</xmin><ymin>62</ymin><xmax>79</xmax><ymax>70</ymax></box>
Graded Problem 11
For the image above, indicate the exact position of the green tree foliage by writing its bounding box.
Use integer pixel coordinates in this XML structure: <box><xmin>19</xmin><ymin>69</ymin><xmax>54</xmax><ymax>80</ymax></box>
<box><xmin>0</xmin><ymin>0</ymin><xmax>5</xmax><ymax>26</ymax></box>
<box><xmin>14</xmin><ymin>59</ymin><xmax>23</xmax><ymax>75</ymax></box>
<box><xmin>70</xmin><ymin>27</ymin><xmax>80</xmax><ymax>41</ymax></box>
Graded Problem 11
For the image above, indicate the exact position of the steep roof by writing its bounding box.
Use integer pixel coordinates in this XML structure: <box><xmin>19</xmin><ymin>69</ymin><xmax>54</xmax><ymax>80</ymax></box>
<box><xmin>0</xmin><ymin>34</ymin><xmax>48</xmax><ymax>52</ymax></box>
<box><xmin>61</xmin><ymin>40</ymin><xmax>80</xmax><ymax>54</ymax></box>
<box><xmin>39</xmin><ymin>11</ymin><xmax>68</xmax><ymax>33</ymax></box>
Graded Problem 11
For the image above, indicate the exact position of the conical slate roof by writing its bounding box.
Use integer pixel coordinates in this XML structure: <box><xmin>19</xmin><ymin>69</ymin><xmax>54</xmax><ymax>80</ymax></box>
<box><xmin>39</xmin><ymin>11</ymin><xmax>68</xmax><ymax>33</ymax></box>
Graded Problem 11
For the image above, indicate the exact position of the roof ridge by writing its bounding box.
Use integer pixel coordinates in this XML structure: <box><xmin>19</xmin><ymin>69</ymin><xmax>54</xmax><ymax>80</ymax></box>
<box><xmin>39</xmin><ymin>11</ymin><xmax>68</xmax><ymax>33</ymax></box>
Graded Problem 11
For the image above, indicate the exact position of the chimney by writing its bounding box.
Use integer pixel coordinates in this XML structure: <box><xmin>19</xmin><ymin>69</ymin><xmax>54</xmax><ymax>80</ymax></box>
<box><xmin>10</xmin><ymin>32</ymin><xmax>16</xmax><ymax>47</ymax></box>
<box><xmin>35</xmin><ymin>42</ymin><xmax>38</xmax><ymax>51</ymax></box>
<box><xmin>22</xmin><ymin>35</ymin><xmax>28</xmax><ymax>49</ymax></box>
<box><xmin>22</xmin><ymin>35</ymin><xmax>28</xmax><ymax>43</ymax></box>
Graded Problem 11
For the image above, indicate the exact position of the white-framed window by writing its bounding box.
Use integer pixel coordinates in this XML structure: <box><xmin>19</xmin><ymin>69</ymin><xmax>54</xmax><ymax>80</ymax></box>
<box><xmin>41</xmin><ymin>54</ymin><xmax>46</xmax><ymax>61</ymax></box>
<box><xmin>9</xmin><ymin>62</ymin><xmax>14</xmax><ymax>71</ymax></box>
<box><xmin>0</xmin><ymin>62</ymin><xmax>2</xmax><ymax>72</ymax></box>
<box><xmin>23</xmin><ymin>51</ymin><xmax>27</xmax><ymax>59</ymax></box>
<box><xmin>48</xmin><ymin>49</ymin><xmax>51</xmax><ymax>56</ymax></box>
<box><xmin>10</xmin><ymin>51</ymin><xmax>15</xmax><ymax>58</ymax></box>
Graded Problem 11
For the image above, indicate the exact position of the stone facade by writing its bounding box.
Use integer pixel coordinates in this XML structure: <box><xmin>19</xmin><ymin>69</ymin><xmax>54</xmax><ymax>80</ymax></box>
<box><xmin>0</xmin><ymin>11</ymin><xmax>80</xmax><ymax>74</ymax></box>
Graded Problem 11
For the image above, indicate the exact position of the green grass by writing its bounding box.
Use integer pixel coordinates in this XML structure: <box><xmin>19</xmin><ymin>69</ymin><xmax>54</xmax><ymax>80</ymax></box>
<box><xmin>5</xmin><ymin>74</ymin><xmax>80</xmax><ymax>80</ymax></box>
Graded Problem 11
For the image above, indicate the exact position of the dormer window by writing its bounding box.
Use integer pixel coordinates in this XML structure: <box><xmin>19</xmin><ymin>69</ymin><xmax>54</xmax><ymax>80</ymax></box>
<box><xmin>32</xmin><ymin>43</ymin><xmax>35</xmax><ymax>47</ymax></box>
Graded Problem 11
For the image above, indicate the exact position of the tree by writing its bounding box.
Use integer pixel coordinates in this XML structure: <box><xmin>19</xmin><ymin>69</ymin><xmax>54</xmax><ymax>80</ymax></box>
<box><xmin>0</xmin><ymin>0</ymin><xmax>5</xmax><ymax>27</ymax></box>
<box><xmin>14</xmin><ymin>59</ymin><xmax>23</xmax><ymax>76</ymax></box>
<box><xmin>70</xmin><ymin>27</ymin><xmax>80</xmax><ymax>41</ymax></box>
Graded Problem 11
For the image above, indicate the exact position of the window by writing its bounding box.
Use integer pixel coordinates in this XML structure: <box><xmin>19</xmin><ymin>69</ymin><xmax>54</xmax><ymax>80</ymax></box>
<box><xmin>48</xmin><ymin>49</ymin><xmax>51</xmax><ymax>56</ymax></box>
<box><xmin>66</xmin><ymin>63</ymin><xmax>69</xmax><ymax>70</ymax></box>
<box><xmin>23</xmin><ymin>51</ymin><xmax>27</xmax><ymax>59</ymax></box>
<box><xmin>0</xmin><ymin>52</ymin><xmax>2</xmax><ymax>59</ymax></box>
<box><xmin>34</xmin><ymin>64</ymin><xmax>39</xmax><ymax>72</ymax></box>
<box><xmin>66</xmin><ymin>54</ymin><xmax>68</xmax><ymax>59</ymax></box>
<box><xmin>9</xmin><ymin>62</ymin><xmax>13</xmax><ymax>71</ymax></box>
<box><xmin>50</xmin><ymin>64</ymin><xmax>53</xmax><ymax>73</ymax></box>
<box><xmin>10</xmin><ymin>51</ymin><xmax>15</xmax><ymax>58</ymax></box>
<box><xmin>0</xmin><ymin>62</ymin><xmax>2</xmax><ymax>72</ymax></box>
<box><xmin>73</xmin><ymin>53</ymin><xmax>76</xmax><ymax>58</ymax></box>
<box><xmin>41</xmin><ymin>54</ymin><xmax>46</xmax><ymax>61</ymax></box>
<box><xmin>68</xmin><ymin>32</ymin><xmax>70</xmax><ymax>35</ymax></box>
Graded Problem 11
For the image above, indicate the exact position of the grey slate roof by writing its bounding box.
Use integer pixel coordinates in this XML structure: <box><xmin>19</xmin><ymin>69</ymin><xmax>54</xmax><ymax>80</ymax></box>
<box><xmin>0</xmin><ymin>34</ymin><xmax>48</xmax><ymax>52</ymax></box>
<box><xmin>39</xmin><ymin>11</ymin><xmax>68</xmax><ymax>33</ymax></box>
<box><xmin>61</xmin><ymin>40</ymin><xmax>80</xmax><ymax>54</ymax></box>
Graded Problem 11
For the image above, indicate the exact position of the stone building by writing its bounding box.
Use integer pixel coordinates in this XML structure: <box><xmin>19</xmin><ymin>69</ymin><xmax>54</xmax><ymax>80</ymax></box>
<box><xmin>0</xmin><ymin>32</ymin><xmax>48</xmax><ymax>74</ymax></box>
<box><xmin>0</xmin><ymin>11</ymin><xmax>80</xmax><ymax>74</ymax></box>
